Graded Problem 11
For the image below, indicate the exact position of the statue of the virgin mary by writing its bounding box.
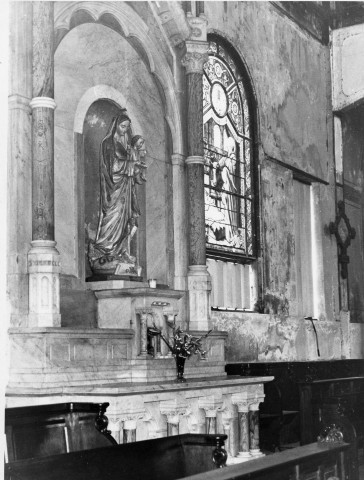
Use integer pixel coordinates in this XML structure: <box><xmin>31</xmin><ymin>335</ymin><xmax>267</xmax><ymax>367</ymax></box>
<box><xmin>88</xmin><ymin>110</ymin><xmax>147</xmax><ymax>276</ymax></box>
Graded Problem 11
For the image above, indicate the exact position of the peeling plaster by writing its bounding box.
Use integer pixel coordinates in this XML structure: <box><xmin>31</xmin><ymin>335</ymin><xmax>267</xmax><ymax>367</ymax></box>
<box><xmin>212</xmin><ymin>311</ymin><xmax>343</xmax><ymax>362</ymax></box>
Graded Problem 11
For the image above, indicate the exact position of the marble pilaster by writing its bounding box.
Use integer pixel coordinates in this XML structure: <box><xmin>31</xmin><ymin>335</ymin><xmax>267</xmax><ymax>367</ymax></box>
<box><xmin>232</xmin><ymin>394</ymin><xmax>251</xmax><ymax>461</ymax></box>
<box><xmin>221</xmin><ymin>409</ymin><xmax>235</xmax><ymax>461</ymax></box>
<box><xmin>249</xmin><ymin>398</ymin><xmax>264</xmax><ymax>457</ymax></box>
<box><xmin>8</xmin><ymin>1</ymin><xmax>33</xmax><ymax>327</ymax></box>
<box><xmin>28</xmin><ymin>2</ymin><xmax>61</xmax><ymax>327</ymax></box>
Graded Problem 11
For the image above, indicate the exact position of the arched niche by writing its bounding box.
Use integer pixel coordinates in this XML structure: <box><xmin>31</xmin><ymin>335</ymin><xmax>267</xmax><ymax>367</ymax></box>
<box><xmin>54</xmin><ymin>22</ymin><xmax>172</xmax><ymax>287</ymax></box>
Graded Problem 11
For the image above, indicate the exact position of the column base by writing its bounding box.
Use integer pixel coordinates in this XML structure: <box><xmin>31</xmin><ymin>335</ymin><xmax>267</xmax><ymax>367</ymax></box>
<box><xmin>227</xmin><ymin>455</ymin><xmax>252</xmax><ymax>465</ymax></box>
<box><xmin>249</xmin><ymin>449</ymin><xmax>265</xmax><ymax>457</ymax></box>
<box><xmin>28</xmin><ymin>240</ymin><xmax>61</xmax><ymax>328</ymax></box>
<box><xmin>237</xmin><ymin>451</ymin><xmax>252</xmax><ymax>458</ymax></box>
<box><xmin>187</xmin><ymin>265</ymin><xmax>212</xmax><ymax>331</ymax></box>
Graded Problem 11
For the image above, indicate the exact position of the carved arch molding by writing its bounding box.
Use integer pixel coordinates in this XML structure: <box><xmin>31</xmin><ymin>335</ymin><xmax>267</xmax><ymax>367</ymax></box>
<box><xmin>54</xmin><ymin>1</ymin><xmax>184</xmax><ymax>154</ymax></box>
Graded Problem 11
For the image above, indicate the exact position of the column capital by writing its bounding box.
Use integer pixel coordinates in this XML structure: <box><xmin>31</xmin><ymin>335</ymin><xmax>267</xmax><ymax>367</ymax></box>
<box><xmin>232</xmin><ymin>393</ymin><xmax>250</xmax><ymax>413</ymax></box>
<box><xmin>198</xmin><ymin>396</ymin><xmax>223</xmax><ymax>417</ymax></box>
<box><xmin>119</xmin><ymin>408</ymin><xmax>146</xmax><ymax>426</ymax></box>
<box><xmin>107</xmin><ymin>415</ymin><xmax>123</xmax><ymax>426</ymax></box>
<box><xmin>249</xmin><ymin>397</ymin><xmax>265</xmax><ymax>411</ymax></box>
<box><xmin>30</xmin><ymin>96</ymin><xmax>56</xmax><ymax>110</ymax></box>
<box><xmin>182</xmin><ymin>40</ymin><xmax>209</xmax><ymax>74</ymax></box>
<box><xmin>160</xmin><ymin>399</ymin><xmax>189</xmax><ymax>424</ymax></box>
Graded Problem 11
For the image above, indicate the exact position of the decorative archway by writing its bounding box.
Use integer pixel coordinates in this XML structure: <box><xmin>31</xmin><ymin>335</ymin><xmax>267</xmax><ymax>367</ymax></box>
<box><xmin>55</xmin><ymin>1</ymin><xmax>184</xmax><ymax>154</ymax></box>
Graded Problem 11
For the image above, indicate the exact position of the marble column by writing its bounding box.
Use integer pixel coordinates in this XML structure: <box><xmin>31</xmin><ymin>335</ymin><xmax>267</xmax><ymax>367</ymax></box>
<box><xmin>160</xmin><ymin>399</ymin><xmax>188</xmax><ymax>437</ymax></box>
<box><xmin>108</xmin><ymin>416</ymin><xmax>122</xmax><ymax>444</ymax></box>
<box><xmin>172</xmin><ymin>154</ymin><xmax>188</xmax><ymax>292</ymax></box>
<box><xmin>182</xmin><ymin>38</ymin><xmax>211</xmax><ymax>331</ymax></box>
<box><xmin>28</xmin><ymin>1</ymin><xmax>61</xmax><ymax>327</ymax></box>
<box><xmin>8</xmin><ymin>1</ymin><xmax>33</xmax><ymax>327</ymax></box>
<box><xmin>249</xmin><ymin>398</ymin><xmax>265</xmax><ymax>457</ymax></box>
<box><xmin>199</xmin><ymin>396</ymin><xmax>223</xmax><ymax>434</ymax></box>
<box><xmin>136</xmin><ymin>308</ymin><xmax>152</xmax><ymax>357</ymax></box>
<box><xmin>232</xmin><ymin>395</ymin><xmax>251</xmax><ymax>461</ymax></box>
<box><xmin>120</xmin><ymin>409</ymin><xmax>145</xmax><ymax>444</ymax></box>
<box><xmin>123</xmin><ymin>419</ymin><xmax>137</xmax><ymax>443</ymax></box>
<box><xmin>165</xmin><ymin>313</ymin><xmax>176</xmax><ymax>357</ymax></box>
<box><xmin>221</xmin><ymin>409</ymin><xmax>235</xmax><ymax>461</ymax></box>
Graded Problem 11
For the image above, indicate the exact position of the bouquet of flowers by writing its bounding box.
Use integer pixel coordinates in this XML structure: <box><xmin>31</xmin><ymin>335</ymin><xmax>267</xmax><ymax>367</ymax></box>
<box><xmin>151</xmin><ymin>321</ymin><xmax>212</xmax><ymax>360</ymax></box>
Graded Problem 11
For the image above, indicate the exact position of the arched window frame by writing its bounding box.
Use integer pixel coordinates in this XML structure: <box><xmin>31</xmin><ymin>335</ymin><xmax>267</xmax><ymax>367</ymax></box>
<box><xmin>203</xmin><ymin>35</ymin><xmax>258</xmax><ymax>264</ymax></box>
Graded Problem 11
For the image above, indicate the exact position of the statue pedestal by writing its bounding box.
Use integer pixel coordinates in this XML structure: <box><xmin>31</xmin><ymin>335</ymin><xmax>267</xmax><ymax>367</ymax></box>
<box><xmin>87</xmin><ymin>282</ymin><xmax>184</xmax><ymax>330</ymax></box>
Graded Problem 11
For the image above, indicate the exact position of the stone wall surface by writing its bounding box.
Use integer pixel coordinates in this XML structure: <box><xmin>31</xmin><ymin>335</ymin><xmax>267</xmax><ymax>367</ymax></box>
<box><xmin>205</xmin><ymin>1</ymin><xmax>331</xmax><ymax>180</ymax></box>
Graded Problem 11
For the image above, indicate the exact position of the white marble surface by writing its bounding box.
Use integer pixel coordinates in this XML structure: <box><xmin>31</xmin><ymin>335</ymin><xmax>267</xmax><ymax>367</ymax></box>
<box><xmin>7</xmin><ymin>327</ymin><xmax>228</xmax><ymax>389</ymax></box>
<box><xmin>6</xmin><ymin>375</ymin><xmax>272</xmax><ymax>402</ymax></box>
<box><xmin>6</xmin><ymin>375</ymin><xmax>272</xmax><ymax>457</ymax></box>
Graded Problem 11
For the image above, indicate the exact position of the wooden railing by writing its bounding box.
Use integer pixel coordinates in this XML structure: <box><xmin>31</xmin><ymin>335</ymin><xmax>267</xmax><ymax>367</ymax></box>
<box><xmin>5</xmin><ymin>440</ymin><xmax>349</xmax><ymax>480</ymax></box>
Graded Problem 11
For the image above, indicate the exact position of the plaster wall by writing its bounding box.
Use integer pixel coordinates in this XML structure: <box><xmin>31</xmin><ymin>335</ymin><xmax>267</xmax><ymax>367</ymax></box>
<box><xmin>342</xmin><ymin>105</ymin><xmax>364</xmax><ymax>324</ymax></box>
<box><xmin>260</xmin><ymin>161</ymin><xmax>296</xmax><ymax>316</ymax></box>
<box><xmin>212</xmin><ymin>311</ymin><xmax>343</xmax><ymax>362</ymax></box>
<box><xmin>204</xmin><ymin>2</ymin><xmax>340</xmax><ymax>325</ymax></box>
<box><xmin>54</xmin><ymin>23</ymin><xmax>170</xmax><ymax>305</ymax></box>
<box><xmin>205</xmin><ymin>1</ymin><xmax>331</xmax><ymax>180</ymax></box>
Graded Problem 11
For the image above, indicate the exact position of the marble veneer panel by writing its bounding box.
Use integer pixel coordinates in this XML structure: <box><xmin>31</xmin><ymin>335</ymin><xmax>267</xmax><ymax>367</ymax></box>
<box><xmin>88</xmin><ymin>284</ymin><xmax>186</xmax><ymax>329</ymax></box>
<box><xmin>7</xmin><ymin>327</ymin><xmax>227</xmax><ymax>389</ymax></box>
<box><xmin>8</xmin><ymin>328</ymin><xmax>134</xmax><ymax>386</ymax></box>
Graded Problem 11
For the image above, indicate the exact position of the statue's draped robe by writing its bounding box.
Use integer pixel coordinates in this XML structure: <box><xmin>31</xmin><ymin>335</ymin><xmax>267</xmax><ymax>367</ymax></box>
<box><xmin>94</xmin><ymin>126</ymin><xmax>140</xmax><ymax>259</ymax></box>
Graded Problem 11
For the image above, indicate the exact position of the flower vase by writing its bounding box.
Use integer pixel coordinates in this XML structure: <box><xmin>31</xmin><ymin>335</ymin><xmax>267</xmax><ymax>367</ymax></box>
<box><xmin>175</xmin><ymin>355</ymin><xmax>186</xmax><ymax>383</ymax></box>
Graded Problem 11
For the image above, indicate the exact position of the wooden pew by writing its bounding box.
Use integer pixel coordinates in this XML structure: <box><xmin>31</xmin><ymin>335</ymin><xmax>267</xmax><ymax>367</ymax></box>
<box><xmin>5</xmin><ymin>439</ymin><xmax>349</xmax><ymax>480</ymax></box>
<box><xmin>5</xmin><ymin>402</ymin><xmax>116</xmax><ymax>462</ymax></box>
<box><xmin>5</xmin><ymin>434</ymin><xmax>228</xmax><ymax>480</ymax></box>
<box><xmin>226</xmin><ymin>360</ymin><xmax>364</xmax><ymax>447</ymax></box>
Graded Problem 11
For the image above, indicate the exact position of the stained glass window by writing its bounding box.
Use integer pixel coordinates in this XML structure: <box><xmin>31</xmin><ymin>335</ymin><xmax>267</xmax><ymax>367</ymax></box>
<box><xmin>203</xmin><ymin>38</ymin><xmax>256</xmax><ymax>262</ymax></box>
